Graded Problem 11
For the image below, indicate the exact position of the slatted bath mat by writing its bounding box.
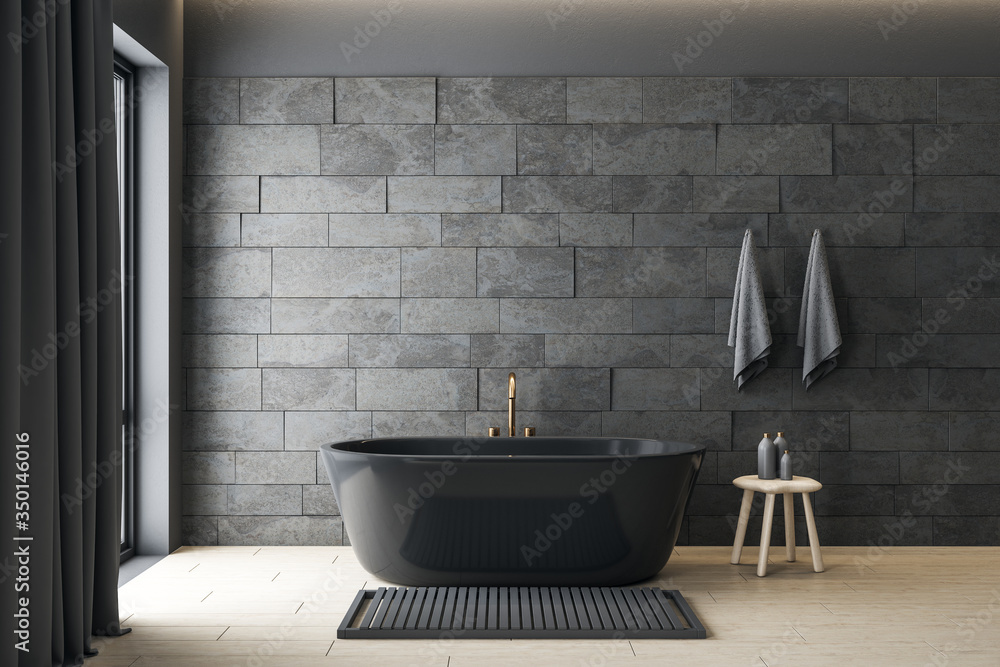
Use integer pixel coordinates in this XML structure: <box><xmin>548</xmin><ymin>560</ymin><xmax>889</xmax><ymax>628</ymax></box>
<box><xmin>338</xmin><ymin>586</ymin><xmax>706</xmax><ymax>639</ymax></box>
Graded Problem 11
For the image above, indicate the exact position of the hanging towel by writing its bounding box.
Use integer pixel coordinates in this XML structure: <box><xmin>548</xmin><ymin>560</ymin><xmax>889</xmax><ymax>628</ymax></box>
<box><xmin>797</xmin><ymin>229</ymin><xmax>842</xmax><ymax>389</ymax></box>
<box><xmin>728</xmin><ymin>229</ymin><xmax>772</xmax><ymax>389</ymax></box>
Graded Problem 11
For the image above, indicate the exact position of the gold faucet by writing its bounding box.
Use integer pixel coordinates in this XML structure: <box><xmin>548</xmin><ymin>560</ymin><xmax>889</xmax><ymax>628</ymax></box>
<box><xmin>508</xmin><ymin>372</ymin><xmax>516</xmax><ymax>437</ymax></box>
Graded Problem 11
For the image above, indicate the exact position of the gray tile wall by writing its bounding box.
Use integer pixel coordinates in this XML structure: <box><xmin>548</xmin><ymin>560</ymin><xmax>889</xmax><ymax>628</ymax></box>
<box><xmin>182</xmin><ymin>76</ymin><xmax>1000</xmax><ymax>548</ymax></box>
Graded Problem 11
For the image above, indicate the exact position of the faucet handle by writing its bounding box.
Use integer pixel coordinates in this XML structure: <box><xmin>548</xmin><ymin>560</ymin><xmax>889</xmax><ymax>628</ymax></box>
<box><xmin>523</xmin><ymin>426</ymin><xmax>536</xmax><ymax>437</ymax></box>
<box><xmin>488</xmin><ymin>427</ymin><xmax>501</xmax><ymax>437</ymax></box>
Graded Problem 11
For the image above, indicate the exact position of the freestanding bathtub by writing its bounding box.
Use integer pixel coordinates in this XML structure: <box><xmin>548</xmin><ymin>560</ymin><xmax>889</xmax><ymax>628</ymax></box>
<box><xmin>320</xmin><ymin>437</ymin><xmax>704</xmax><ymax>587</ymax></box>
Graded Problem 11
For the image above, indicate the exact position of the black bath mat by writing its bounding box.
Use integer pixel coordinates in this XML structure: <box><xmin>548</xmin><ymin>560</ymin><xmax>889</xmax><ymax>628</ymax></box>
<box><xmin>337</xmin><ymin>586</ymin><xmax>705</xmax><ymax>639</ymax></box>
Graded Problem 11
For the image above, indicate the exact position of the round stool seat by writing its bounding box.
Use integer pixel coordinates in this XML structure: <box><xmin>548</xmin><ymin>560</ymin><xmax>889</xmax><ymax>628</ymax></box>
<box><xmin>733</xmin><ymin>475</ymin><xmax>822</xmax><ymax>494</ymax></box>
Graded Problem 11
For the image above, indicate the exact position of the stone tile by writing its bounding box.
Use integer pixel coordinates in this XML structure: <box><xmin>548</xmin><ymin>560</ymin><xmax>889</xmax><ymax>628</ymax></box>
<box><xmin>335</xmin><ymin>77</ymin><xmax>436</xmax><ymax>124</ymax></box>
<box><xmin>906</xmin><ymin>213</ymin><xmax>1000</xmax><ymax>246</ymax></box>
<box><xmin>257</xmin><ymin>334</ymin><xmax>348</xmax><ymax>367</ymax></box>
<box><xmin>845</xmin><ymin>298</ymin><xmax>920</xmax><ymax>334</ymax></box>
<box><xmin>700</xmin><ymin>367</ymin><xmax>794</xmax><ymax>412</ymax></box>
<box><xmin>437</xmin><ymin>77</ymin><xmax>566</xmax><ymax>124</ymax></box>
<box><xmin>503</xmin><ymin>176</ymin><xmax>612</xmax><ymax>213</ymax></box>
<box><xmin>732</xmin><ymin>77</ymin><xmax>849</xmax><ymax>123</ymax></box>
<box><xmin>470</xmin><ymin>334</ymin><xmax>545</xmax><ymax>367</ymax></box>
<box><xmin>544</xmin><ymin>334</ymin><xmax>669</xmax><ymax>367</ymax></box>
<box><xmin>517</xmin><ymin>125</ymin><xmax>593</xmax><ymax>175</ymax></box>
<box><xmin>183</xmin><ymin>411</ymin><xmax>284</xmax><ymax>452</ymax></box>
<box><xmin>401</xmin><ymin>298</ymin><xmax>498</xmax><ymax>334</ymax></box>
<box><xmin>913</xmin><ymin>176</ymin><xmax>1000</xmax><ymax>212</ymax></box>
<box><xmin>467</xmin><ymin>411</ymin><xmax>603</xmax><ymax>437</ymax></box>
<box><xmin>932</xmin><ymin>516</ymin><xmax>1000</xmax><ymax>546</ymax></box>
<box><xmin>612</xmin><ymin>368</ymin><xmax>700</xmax><ymax>411</ymax></box>
<box><xmin>181</xmin><ymin>517</ymin><xmax>218</xmax><ymax>546</ymax></box>
<box><xmin>732</xmin><ymin>411</ymin><xmax>849</xmax><ymax>452</ymax></box>
<box><xmin>937</xmin><ymin>78</ymin><xmax>1000</xmax><ymax>123</ymax></box>
<box><xmin>182</xmin><ymin>248</ymin><xmax>270</xmax><ymax>298</ymax></box>
<box><xmin>706</xmin><ymin>246</ymin><xmax>784</xmax><ymax>298</ymax></box>
<box><xmin>634</xmin><ymin>213</ymin><xmax>767</xmax><ymax>247</ymax></box>
<box><xmin>442</xmin><ymin>213</ymin><xmax>559</xmax><ymax>247</ymax></box>
<box><xmin>633</xmin><ymin>298</ymin><xmax>716</xmax><ymax>334</ymax></box>
<box><xmin>240</xmin><ymin>77</ymin><xmax>333</xmax><ymax>124</ymax></box>
<box><xmin>227</xmin><ymin>485</ymin><xmax>302</xmax><ymax>515</ymax></box>
<box><xmin>302</xmin><ymin>485</ymin><xmax>340</xmax><ymax>515</ymax></box>
<box><xmin>182</xmin><ymin>452</ymin><xmax>235</xmax><ymax>485</ymax></box>
<box><xmin>235</xmin><ymin>452</ymin><xmax>316</xmax><ymax>485</ymax></box>
<box><xmin>879</xmin><ymin>333</ymin><xmax>1000</xmax><ymax>368</ymax></box>
<box><xmin>183</xmin><ymin>176</ymin><xmax>259</xmax><ymax>213</ymax></box>
<box><xmin>900</xmin><ymin>452</ymin><xmax>998</xmax><ymax>485</ymax></box>
<box><xmin>260</xmin><ymin>176</ymin><xmax>385</xmax><ymax>213</ymax></box>
<box><xmin>817</xmin><ymin>516</ymin><xmax>932</xmax><ymax>546</ymax></box>
<box><xmin>717</xmin><ymin>124</ymin><xmax>832</xmax><ymax>176</ymax></box>
<box><xmin>850</xmin><ymin>77</ymin><xmax>936</xmax><ymax>123</ymax></box>
<box><xmin>693</xmin><ymin>176</ymin><xmax>779</xmax><ymax>213</ymax></box>
<box><xmin>601</xmin><ymin>411</ymin><xmax>732</xmax><ymax>451</ymax></box>
<box><xmin>183</xmin><ymin>298</ymin><xmax>270</xmax><ymax>334</ymax></box>
<box><xmin>593</xmin><ymin>124</ymin><xmax>715</xmax><ymax>175</ymax></box>
<box><xmin>612</xmin><ymin>176</ymin><xmax>692</xmax><ymax>213</ymax></box>
<box><xmin>241</xmin><ymin>214</ymin><xmax>328</xmax><ymax>247</ymax></box>
<box><xmin>791</xmin><ymin>368</ymin><xmax>928</xmax><ymax>411</ymax></box>
<box><xmin>357</xmin><ymin>369</ymin><xmax>478</xmax><ymax>410</ymax></box>
<box><xmin>479</xmin><ymin>368</ymin><xmax>609</xmax><ymax>411</ymax></box>
<box><xmin>371</xmin><ymin>412</ymin><xmax>467</xmax><ymax>438</ymax></box>
<box><xmin>388</xmin><ymin>176</ymin><xmax>501</xmax><ymax>213</ymax></box>
<box><xmin>183</xmin><ymin>78</ymin><xmax>239</xmax><ymax>124</ymax></box>
<box><xmin>328</xmin><ymin>213</ymin><xmax>440</xmax><ymax>247</ymax></box>
<box><xmin>187</xmin><ymin>369</ymin><xmax>261</xmax><ymax>410</ymax></box>
<box><xmin>348</xmin><ymin>334</ymin><xmax>470</xmax><ymax>367</ymax></box>
<box><xmin>819</xmin><ymin>452</ymin><xmax>899</xmax><ymax>485</ymax></box>
<box><xmin>321</xmin><ymin>124</ymin><xmax>433</xmax><ymax>175</ymax></box>
<box><xmin>780</xmin><ymin>175</ymin><xmax>912</xmax><ymax>213</ymax></box>
<box><xmin>182</xmin><ymin>334</ymin><xmax>256</xmax><ymax>368</ymax></box>
<box><xmin>849</xmin><ymin>411</ymin><xmax>948</xmax><ymax>452</ymax></box>
<box><xmin>669</xmin><ymin>334</ymin><xmax>732</xmax><ymax>368</ymax></box>
<box><xmin>785</xmin><ymin>246</ymin><xmax>914</xmax><ymax>298</ymax></box>
<box><xmin>284</xmin><ymin>411</ymin><xmax>371</xmax><ymax>451</ymax></box>
<box><xmin>642</xmin><ymin>77</ymin><xmax>731</xmax><ymax>123</ymax></box>
<box><xmin>922</xmin><ymin>298</ymin><xmax>1000</xmax><ymax>335</ymax></box>
<box><xmin>271</xmin><ymin>298</ymin><xmax>399</xmax><ymax>334</ymax></box>
<box><xmin>559</xmin><ymin>214</ymin><xmax>632</xmax><ymax>246</ymax></box>
<box><xmin>833</xmin><ymin>124</ymin><xmax>913</xmax><ymax>175</ymax></box>
<box><xmin>272</xmin><ymin>248</ymin><xmax>400</xmax><ymax>298</ymax></box>
<box><xmin>929</xmin><ymin>369</ymin><xmax>1000</xmax><ymax>410</ymax></box>
<box><xmin>576</xmin><ymin>247</ymin><xmax>705</xmax><ymax>297</ymax></box>
<box><xmin>769</xmin><ymin>213</ymin><xmax>904</xmax><ymax>247</ymax></box>
<box><xmin>477</xmin><ymin>248</ymin><xmax>574</xmax><ymax>297</ymax></box>
<box><xmin>434</xmin><ymin>125</ymin><xmax>516</xmax><ymax>175</ymax></box>
<box><xmin>896</xmin><ymin>485</ymin><xmax>1000</xmax><ymax>517</ymax></box>
<box><xmin>182</xmin><ymin>485</ymin><xmax>227</xmax><ymax>515</ymax></box>
<box><xmin>218</xmin><ymin>516</ymin><xmax>343</xmax><ymax>546</ymax></box>
<box><xmin>913</xmin><ymin>248</ymin><xmax>1000</xmax><ymax>297</ymax></box>
<box><xmin>566</xmin><ymin>77</ymin><xmax>641</xmax><ymax>123</ymax></box>
<box><xmin>401</xmin><ymin>248</ymin><xmax>476</xmax><ymax>297</ymax></box>
<box><xmin>914</xmin><ymin>124</ymin><xmax>1000</xmax><ymax>175</ymax></box>
<box><xmin>813</xmin><ymin>485</ymin><xmax>895</xmax><ymax>517</ymax></box>
<box><xmin>261</xmin><ymin>368</ymin><xmax>355</xmax><ymax>410</ymax></box>
<box><xmin>500</xmin><ymin>298</ymin><xmax>631</xmax><ymax>334</ymax></box>
<box><xmin>950</xmin><ymin>412</ymin><xmax>1000</xmax><ymax>451</ymax></box>
<box><xmin>183</xmin><ymin>214</ymin><xmax>240</xmax><ymax>247</ymax></box>
<box><xmin>187</xmin><ymin>125</ymin><xmax>320</xmax><ymax>176</ymax></box>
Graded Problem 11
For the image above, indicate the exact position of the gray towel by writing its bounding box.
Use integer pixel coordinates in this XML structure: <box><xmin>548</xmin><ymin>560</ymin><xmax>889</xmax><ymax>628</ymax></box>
<box><xmin>797</xmin><ymin>229</ymin><xmax>842</xmax><ymax>389</ymax></box>
<box><xmin>728</xmin><ymin>230</ymin><xmax>771</xmax><ymax>389</ymax></box>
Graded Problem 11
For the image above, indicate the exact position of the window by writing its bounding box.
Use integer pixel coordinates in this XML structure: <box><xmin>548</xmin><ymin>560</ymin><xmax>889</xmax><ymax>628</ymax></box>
<box><xmin>114</xmin><ymin>55</ymin><xmax>135</xmax><ymax>562</ymax></box>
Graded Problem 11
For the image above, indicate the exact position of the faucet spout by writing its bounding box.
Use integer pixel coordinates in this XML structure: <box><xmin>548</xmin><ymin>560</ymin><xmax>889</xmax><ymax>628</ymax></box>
<box><xmin>508</xmin><ymin>372</ymin><xmax>516</xmax><ymax>437</ymax></box>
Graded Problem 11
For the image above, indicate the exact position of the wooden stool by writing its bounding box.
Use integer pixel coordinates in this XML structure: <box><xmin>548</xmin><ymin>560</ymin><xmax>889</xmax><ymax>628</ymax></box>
<box><xmin>730</xmin><ymin>475</ymin><xmax>824</xmax><ymax>577</ymax></box>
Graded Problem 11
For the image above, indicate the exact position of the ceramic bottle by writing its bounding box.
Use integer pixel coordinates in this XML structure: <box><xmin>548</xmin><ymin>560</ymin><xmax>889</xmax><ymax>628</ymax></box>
<box><xmin>773</xmin><ymin>432</ymin><xmax>789</xmax><ymax>478</ymax></box>
<box><xmin>780</xmin><ymin>449</ymin><xmax>793</xmax><ymax>480</ymax></box>
<box><xmin>757</xmin><ymin>433</ymin><xmax>776</xmax><ymax>480</ymax></box>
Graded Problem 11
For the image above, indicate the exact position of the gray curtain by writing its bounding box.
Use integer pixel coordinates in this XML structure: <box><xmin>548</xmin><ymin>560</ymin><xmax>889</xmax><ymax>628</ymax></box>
<box><xmin>1</xmin><ymin>1</ymin><xmax>129</xmax><ymax>665</ymax></box>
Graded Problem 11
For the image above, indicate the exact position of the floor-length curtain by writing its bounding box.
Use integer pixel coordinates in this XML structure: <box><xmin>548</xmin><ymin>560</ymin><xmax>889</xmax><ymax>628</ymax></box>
<box><xmin>1</xmin><ymin>1</ymin><xmax>129</xmax><ymax>665</ymax></box>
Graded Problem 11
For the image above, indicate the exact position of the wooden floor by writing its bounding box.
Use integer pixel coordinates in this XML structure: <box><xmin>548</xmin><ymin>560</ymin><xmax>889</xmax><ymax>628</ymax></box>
<box><xmin>92</xmin><ymin>546</ymin><xmax>1000</xmax><ymax>666</ymax></box>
